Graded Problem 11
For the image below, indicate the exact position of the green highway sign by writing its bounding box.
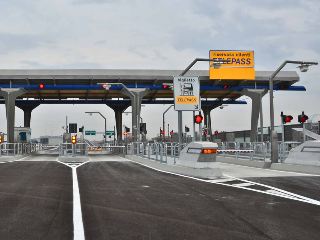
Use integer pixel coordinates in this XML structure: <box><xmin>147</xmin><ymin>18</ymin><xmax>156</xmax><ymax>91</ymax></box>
<box><xmin>85</xmin><ymin>131</ymin><xmax>96</xmax><ymax>135</ymax></box>
<box><xmin>106</xmin><ymin>131</ymin><xmax>115</xmax><ymax>136</ymax></box>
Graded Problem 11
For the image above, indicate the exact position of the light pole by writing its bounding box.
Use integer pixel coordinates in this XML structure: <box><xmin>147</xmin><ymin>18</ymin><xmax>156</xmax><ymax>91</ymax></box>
<box><xmin>163</xmin><ymin>105</ymin><xmax>174</xmax><ymax>142</ymax></box>
<box><xmin>269</xmin><ymin>60</ymin><xmax>318</xmax><ymax>163</ymax></box>
<box><xmin>85</xmin><ymin>111</ymin><xmax>107</xmax><ymax>144</ymax></box>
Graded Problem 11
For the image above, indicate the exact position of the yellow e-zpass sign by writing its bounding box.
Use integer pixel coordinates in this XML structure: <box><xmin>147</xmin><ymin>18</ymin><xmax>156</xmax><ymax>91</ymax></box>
<box><xmin>177</xmin><ymin>97</ymin><xmax>198</xmax><ymax>104</ymax></box>
<box><xmin>209</xmin><ymin>50</ymin><xmax>255</xmax><ymax>80</ymax></box>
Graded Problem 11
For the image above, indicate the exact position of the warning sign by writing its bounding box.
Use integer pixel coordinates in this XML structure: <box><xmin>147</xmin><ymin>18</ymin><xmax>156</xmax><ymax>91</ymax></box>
<box><xmin>174</xmin><ymin>76</ymin><xmax>200</xmax><ymax>111</ymax></box>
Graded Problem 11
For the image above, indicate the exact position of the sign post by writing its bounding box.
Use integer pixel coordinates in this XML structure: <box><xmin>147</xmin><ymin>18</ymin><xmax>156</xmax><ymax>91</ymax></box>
<box><xmin>174</xmin><ymin>76</ymin><xmax>200</xmax><ymax>155</ymax></box>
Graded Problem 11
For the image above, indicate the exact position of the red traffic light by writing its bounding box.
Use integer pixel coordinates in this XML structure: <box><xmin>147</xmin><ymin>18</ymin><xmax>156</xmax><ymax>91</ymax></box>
<box><xmin>39</xmin><ymin>84</ymin><xmax>44</xmax><ymax>89</ymax></box>
<box><xmin>298</xmin><ymin>114</ymin><xmax>308</xmax><ymax>123</ymax></box>
<box><xmin>204</xmin><ymin>131</ymin><xmax>207</xmax><ymax>135</ymax></box>
<box><xmin>285</xmin><ymin>116</ymin><xmax>293</xmax><ymax>122</ymax></box>
<box><xmin>170</xmin><ymin>130</ymin><xmax>173</xmax><ymax>135</ymax></box>
<box><xmin>161</xmin><ymin>130</ymin><xmax>165</xmax><ymax>134</ymax></box>
<box><xmin>124</xmin><ymin>132</ymin><xmax>127</xmax><ymax>135</ymax></box>
<box><xmin>163</xmin><ymin>85</ymin><xmax>169</xmax><ymax>89</ymax></box>
<box><xmin>214</xmin><ymin>131</ymin><xmax>218</xmax><ymax>135</ymax></box>
<box><xmin>194</xmin><ymin>115</ymin><xmax>203</xmax><ymax>124</ymax></box>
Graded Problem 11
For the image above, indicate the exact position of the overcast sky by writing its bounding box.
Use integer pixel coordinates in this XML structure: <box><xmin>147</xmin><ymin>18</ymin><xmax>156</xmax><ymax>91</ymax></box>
<box><xmin>0</xmin><ymin>0</ymin><xmax>319</xmax><ymax>140</ymax></box>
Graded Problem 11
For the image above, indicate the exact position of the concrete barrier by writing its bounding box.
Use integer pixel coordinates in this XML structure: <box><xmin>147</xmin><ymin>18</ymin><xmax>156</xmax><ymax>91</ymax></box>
<box><xmin>216</xmin><ymin>156</ymin><xmax>272</xmax><ymax>169</ymax></box>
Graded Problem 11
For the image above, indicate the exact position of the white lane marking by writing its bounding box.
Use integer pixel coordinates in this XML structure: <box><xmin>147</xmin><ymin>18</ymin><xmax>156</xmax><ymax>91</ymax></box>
<box><xmin>232</xmin><ymin>183</ymin><xmax>255</xmax><ymax>187</ymax></box>
<box><xmin>14</xmin><ymin>155</ymin><xmax>31</xmax><ymax>161</ymax></box>
<box><xmin>218</xmin><ymin>162</ymin><xmax>320</xmax><ymax>176</ymax></box>
<box><xmin>72</xmin><ymin>167</ymin><xmax>85</xmax><ymax>240</ymax></box>
<box><xmin>55</xmin><ymin>158</ymin><xmax>87</xmax><ymax>240</ymax></box>
<box><xmin>124</xmin><ymin>158</ymin><xmax>320</xmax><ymax>206</ymax></box>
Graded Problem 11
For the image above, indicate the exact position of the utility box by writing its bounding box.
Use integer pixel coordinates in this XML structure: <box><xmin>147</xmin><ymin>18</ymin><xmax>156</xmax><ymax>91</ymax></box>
<box><xmin>14</xmin><ymin>127</ymin><xmax>31</xmax><ymax>143</ymax></box>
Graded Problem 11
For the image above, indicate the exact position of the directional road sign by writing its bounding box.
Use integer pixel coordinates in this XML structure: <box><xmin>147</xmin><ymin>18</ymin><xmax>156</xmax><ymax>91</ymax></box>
<box><xmin>106</xmin><ymin>131</ymin><xmax>115</xmax><ymax>136</ymax></box>
<box><xmin>85</xmin><ymin>131</ymin><xmax>96</xmax><ymax>135</ymax></box>
<box><xmin>173</xmin><ymin>76</ymin><xmax>200</xmax><ymax>111</ymax></box>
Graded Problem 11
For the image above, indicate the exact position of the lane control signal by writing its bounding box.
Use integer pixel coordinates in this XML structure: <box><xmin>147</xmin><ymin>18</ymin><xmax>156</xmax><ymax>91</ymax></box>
<box><xmin>71</xmin><ymin>136</ymin><xmax>76</xmax><ymax>144</ymax></box>
<box><xmin>194</xmin><ymin>115</ymin><xmax>203</xmax><ymax>124</ymax></box>
<box><xmin>298</xmin><ymin>111</ymin><xmax>309</xmax><ymax>123</ymax></box>
<box><xmin>281</xmin><ymin>112</ymin><xmax>293</xmax><ymax>124</ymax></box>
<box><xmin>202</xmin><ymin>149</ymin><xmax>217</xmax><ymax>154</ymax></box>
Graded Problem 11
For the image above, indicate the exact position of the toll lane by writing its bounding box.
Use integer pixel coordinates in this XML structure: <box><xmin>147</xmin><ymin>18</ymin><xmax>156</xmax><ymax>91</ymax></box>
<box><xmin>0</xmin><ymin>161</ymin><xmax>73</xmax><ymax>240</ymax></box>
<box><xmin>77</xmin><ymin>159</ymin><xmax>320</xmax><ymax>240</ymax></box>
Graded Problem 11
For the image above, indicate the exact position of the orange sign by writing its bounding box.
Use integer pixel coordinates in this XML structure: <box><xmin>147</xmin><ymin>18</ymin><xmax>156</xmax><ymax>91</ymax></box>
<box><xmin>209</xmin><ymin>50</ymin><xmax>255</xmax><ymax>80</ymax></box>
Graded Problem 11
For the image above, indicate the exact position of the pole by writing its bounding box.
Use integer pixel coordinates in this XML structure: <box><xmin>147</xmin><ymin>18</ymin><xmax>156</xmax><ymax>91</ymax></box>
<box><xmin>168</xmin><ymin>124</ymin><xmax>169</xmax><ymax>138</ymax></box>
<box><xmin>114</xmin><ymin>126</ymin><xmax>116</xmax><ymax>145</ymax></box>
<box><xmin>303</xmin><ymin>122</ymin><xmax>306</xmax><ymax>143</ymax></box>
<box><xmin>193</xmin><ymin>111</ymin><xmax>195</xmax><ymax>142</ymax></box>
<box><xmin>178</xmin><ymin>111</ymin><xmax>182</xmax><ymax>156</ymax></box>
<box><xmin>259</xmin><ymin>96</ymin><xmax>264</xmax><ymax>142</ymax></box>
<box><xmin>206</xmin><ymin>114</ymin><xmax>209</xmax><ymax>142</ymax></box>
<box><xmin>199</xmin><ymin>111</ymin><xmax>202</xmax><ymax>142</ymax></box>
<box><xmin>281</xmin><ymin>115</ymin><xmax>285</xmax><ymax>163</ymax></box>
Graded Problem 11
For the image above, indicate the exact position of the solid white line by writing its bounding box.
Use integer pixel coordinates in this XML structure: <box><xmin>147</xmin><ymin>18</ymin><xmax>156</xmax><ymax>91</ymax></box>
<box><xmin>123</xmin><ymin>157</ymin><xmax>320</xmax><ymax>206</ymax></box>
<box><xmin>72</xmin><ymin>167</ymin><xmax>85</xmax><ymax>240</ymax></box>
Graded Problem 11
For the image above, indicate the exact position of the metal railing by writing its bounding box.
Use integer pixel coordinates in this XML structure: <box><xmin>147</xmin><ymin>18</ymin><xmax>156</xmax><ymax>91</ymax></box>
<box><xmin>125</xmin><ymin>140</ymin><xmax>303</xmax><ymax>164</ymax></box>
<box><xmin>0</xmin><ymin>143</ymin><xmax>43</xmax><ymax>156</ymax></box>
<box><xmin>59</xmin><ymin>143</ymin><xmax>88</xmax><ymax>157</ymax></box>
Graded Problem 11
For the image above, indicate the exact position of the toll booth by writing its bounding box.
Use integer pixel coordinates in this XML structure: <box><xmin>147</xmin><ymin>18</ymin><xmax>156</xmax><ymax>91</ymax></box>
<box><xmin>40</xmin><ymin>136</ymin><xmax>63</xmax><ymax>145</ymax></box>
<box><xmin>14</xmin><ymin>127</ymin><xmax>31</xmax><ymax>143</ymax></box>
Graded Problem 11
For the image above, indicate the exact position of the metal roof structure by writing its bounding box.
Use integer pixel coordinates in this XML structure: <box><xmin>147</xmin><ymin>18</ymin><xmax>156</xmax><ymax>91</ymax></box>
<box><xmin>0</xmin><ymin>69</ymin><xmax>302</xmax><ymax>101</ymax></box>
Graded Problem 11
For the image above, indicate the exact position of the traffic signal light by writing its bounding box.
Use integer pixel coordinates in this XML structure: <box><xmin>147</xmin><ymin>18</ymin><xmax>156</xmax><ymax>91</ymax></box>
<box><xmin>163</xmin><ymin>85</ymin><xmax>169</xmax><ymax>89</ymax></box>
<box><xmin>170</xmin><ymin>130</ymin><xmax>173</xmax><ymax>135</ymax></box>
<box><xmin>0</xmin><ymin>135</ymin><xmax>2</xmax><ymax>143</ymax></box>
<box><xmin>203</xmin><ymin>130</ymin><xmax>208</xmax><ymax>135</ymax></box>
<box><xmin>223</xmin><ymin>85</ymin><xmax>231</xmax><ymax>89</ymax></box>
<box><xmin>298</xmin><ymin>111</ymin><xmax>308</xmax><ymax>123</ymax></box>
<box><xmin>214</xmin><ymin>131</ymin><xmax>218</xmax><ymax>135</ymax></box>
<box><xmin>160</xmin><ymin>128</ymin><xmax>164</xmax><ymax>136</ymax></box>
<box><xmin>194</xmin><ymin>114</ymin><xmax>203</xmax><ymax>124</ymax></box>
<box><xmin>124</xmin><ymin>132</ymin><xmax>127</xmax><ymax>135</ymax></box>
<box><xmin>281</xmin><ymin>112</ymin><xmax>293</xmax><ymax>124</ymax></box>
<box><xmin>71</xmin><ymin>135</ymin><xmax>76</xmax><ymax>144</ymax></box>
<box><xmin>39</xmin><ymin>84</ymin><xmax>44</xmax><ymax>89</ymax></box>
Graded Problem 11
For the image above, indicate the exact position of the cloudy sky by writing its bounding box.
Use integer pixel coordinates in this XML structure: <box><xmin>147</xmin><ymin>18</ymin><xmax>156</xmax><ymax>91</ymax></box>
<box><xmin>0</xmin><ymin>0</ymin><xmax>319</xmax><ymax>140</ymax></box>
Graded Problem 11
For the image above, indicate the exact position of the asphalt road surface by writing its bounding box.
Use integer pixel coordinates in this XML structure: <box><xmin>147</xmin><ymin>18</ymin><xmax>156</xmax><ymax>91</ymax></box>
<box><xmin>0</xmin><ymin>154</ymin><xmax>319</xmax><ymax>240</ymax></box>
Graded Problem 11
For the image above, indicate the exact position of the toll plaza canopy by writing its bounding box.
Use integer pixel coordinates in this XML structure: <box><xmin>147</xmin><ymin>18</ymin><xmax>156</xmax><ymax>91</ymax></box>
<box><xmin>0</xmin><ymin>69</ymin><xmax>303</xmax><ymax>101</ymax></box>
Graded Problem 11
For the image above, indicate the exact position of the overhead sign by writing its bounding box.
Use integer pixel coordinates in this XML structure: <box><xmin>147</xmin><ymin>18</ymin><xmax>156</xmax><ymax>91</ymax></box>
<box><xmin>106</xmin><ymin>131</ymin><xmax>115</xmax><ymax>136</ymax></box>
<box><xmin>173</xmin><ymin>76</ymin><xmax>200</xmax><ymax>111</ymax></box>
<box><xmin>85</xmin><ymin>131</ymin><xmax>96</xmax><ymax>135</ymax></box>
<box><xmin>209</xmin><ymin>50</ymin><xmax>255</xmax><ymax>80</ymax></box>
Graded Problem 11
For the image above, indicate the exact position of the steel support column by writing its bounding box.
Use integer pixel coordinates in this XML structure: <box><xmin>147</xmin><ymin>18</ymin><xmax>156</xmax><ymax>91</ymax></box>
<box><xmin>0</xmin><ymin>88</ymin><xmax>27</xmax><ymax>143</ymax></box>
<box><xmin>106</xmin><ymin>104</ymin><xmax>129</xmax><ymax>143</ymax></box>
<box><xmin>119</xmin><ymin>88</ymin><xmax>151</xmax><ymax>143</ymax></box>
<box><xmin>16</xmin><ymin>104</ymin><xmax>40</xmax><ymax>128</ymax></box>
<box><xmin>239</xmin><ymin>89</ymin><xmax>268</xmax><ymax>142</ymax></box>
